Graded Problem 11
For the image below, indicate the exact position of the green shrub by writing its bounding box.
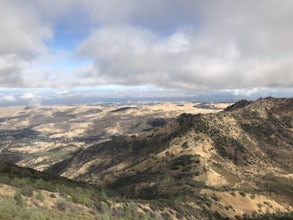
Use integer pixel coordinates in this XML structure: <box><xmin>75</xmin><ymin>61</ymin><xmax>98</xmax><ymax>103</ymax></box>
<box><xmin>230</xmin><ymin>192</ymin><xmax>236</xmax><ymax>197</ymax></box>
<box><xmin>71</xmin><ymin>193</ymin><xmax>93</xmax><ymax>207</ymax></box>
<box><xmin>50</xmin><ymin>193</ymin><xmax>56</xmax><ymax>198</ymax></box>
<box><xmin>183</xmin><ymin>165</ymin><xmax>192</xmax><ymax>172</ymax></box>
<box><xmin>36</xmin><ymin>191</ymin><xmax>44</xmax><ymax>202</ymax></box>
<box><xmin>20</xmin><ymin>185</ymin><xmax>35</xmax><ymax>197</ymax></box>
<box><xmin>56</xmin><ymin>199</ymin><xmax>71</xmax><ymax>212</ymax></box>
<box><xmin>14</xmin><ymin>191</ymin><xmax>25</xmax><ymax>207</ymax></box>
<box><xmin>211</xmin><ymin>194</ymin><xmax>219</xmax><ymax>201</ymax></box>
<box><xmin>170</xmin><ymin>154</ymin><xmax>198</xmax><ymax>171</ymax></box>
<box><xmin>182</xmin><ymin>141</ymin><xmax>190</xmax><ymax>149</ymax></box>
<box><xmin>239</xmin><ymin>191</ymin><xmax>246</xmax><ymax>197</ymax></box>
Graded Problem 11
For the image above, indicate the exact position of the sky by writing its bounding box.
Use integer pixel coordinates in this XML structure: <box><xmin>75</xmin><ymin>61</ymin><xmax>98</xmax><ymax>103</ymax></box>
<box><xmin>0</xmin><ymin>0</ymin><xmax>293</xmax><ymax>94</ymax></box>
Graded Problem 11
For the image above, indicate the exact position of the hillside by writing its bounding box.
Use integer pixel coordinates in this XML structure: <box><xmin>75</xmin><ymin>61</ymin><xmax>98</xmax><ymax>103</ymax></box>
<box><xmin>0</xmin><ymin>98</ymin><xmax>292</xmax><ymax>219</ymax></box>
<box><xmin>0</xmin><ymin>103</ymin><xmax>227</xmax><ymax>172</ymax></box>
<box><xmin>0</xmin><ymin>161</ymin><xmax>210</xmax><ymax>220</ymax></box>
<box><xmin>1</xmin><ymin>161</ymin><xmax>258</xmax><ymax>220</ymax></box>
<box><xmin>50</xmin><ymin>97</ymin><xmax>293</xmax><ymax>219</ymax></box>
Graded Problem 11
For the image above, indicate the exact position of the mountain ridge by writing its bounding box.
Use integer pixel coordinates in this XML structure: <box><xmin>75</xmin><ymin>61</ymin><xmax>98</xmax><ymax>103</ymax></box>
<box><xmin>0</xmin><ymin>97</ymin><xmax>292</xmax><ymax>219</ymax></box>
<box><xmin>46</xmin><ymin>97</ymin><xmax>292</xmax><ymax>218</ymax></box>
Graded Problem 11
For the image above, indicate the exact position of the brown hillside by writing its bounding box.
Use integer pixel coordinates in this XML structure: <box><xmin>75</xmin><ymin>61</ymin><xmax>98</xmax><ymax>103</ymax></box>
<box><xmin>50</xmin><ymin>97</ymin><xmax>293</xmax><ymax>219</ymax></box>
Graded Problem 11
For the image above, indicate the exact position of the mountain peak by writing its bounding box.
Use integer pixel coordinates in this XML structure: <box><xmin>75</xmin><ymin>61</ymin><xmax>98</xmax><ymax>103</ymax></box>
<box><xmin>224</xmin><ymin>99</ymin><xmax>251</xmax><ymax>111</ymax></box>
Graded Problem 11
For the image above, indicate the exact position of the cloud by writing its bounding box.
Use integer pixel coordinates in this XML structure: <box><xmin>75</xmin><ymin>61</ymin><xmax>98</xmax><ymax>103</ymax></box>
<box><xmin>1</xmin><ymin>95</ymin><xmax>16</xmax><ymax>102</ymax></box>
<box><xmin>20</xmin><ymin>92</ymin><xmax>37</xmax><ymax>100</ymax></box>
<box><xmin>77</xmin><ymin>21</ymin><xmax>293</xmax><ymax>90</ymax></box>
<box><xmin>0</xmin><ymin>0</ymin><xmax>292</xmax><ymax>91</ymax></box>
<box><xmin>20</xmin><ymin>92</ymin><xmax>42</xmax><ymax>106</ymax></box>
<box><xmin>72</xmin><ymin>0</ymin><xmax>293</xmax><ymax>91</ymax></box>
<box><xmin>58</xmin><ymin>90</ymin><xmax>71</xmax><ymax>97</ymax></box>
<box><xmin>0</xmin><ymin>1</ymin><xmax>52</xmax><ymax>56</ymax></box>
<box><xmin>0</xmin><ymin>1</ymin><xmax>52</xmax><ymax>88</ymax></box>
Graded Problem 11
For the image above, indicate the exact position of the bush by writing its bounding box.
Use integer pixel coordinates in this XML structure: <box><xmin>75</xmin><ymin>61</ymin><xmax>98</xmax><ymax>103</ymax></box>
<box><xmin>20</xmin><ymin>185</ymin><xmax>35</xmax><ymax>197</ymax></box>
<box><xmin>36</xmin><ymin>191</ymin><xmax>44</xmax><ymax>202</ymax></box>
<box><xmin>71</xmin><ymin>192</ymin><xmax>93</xmax><ymax>207</ymax></box>
<box><xmin>56</xmin><ymin>199</ymin><xmax>71</xmax><ymax>212</ymax></box>
<box><xmin>50</xmin><ymin>193</ymin><xmax>56</xmax><ymax>198</ymax></box>
<box><xmin>230</xmin><ymin>192</ymin><xmax>236</xmax><ymax>197</ymax></box>
<box><xmin>239</xmin><ymin>191</ymin><xmax>246</xmax><ymax>197</ymax></box>
<box><xmin>182</xmin><ymin>141</ymin><xmax>190</xmax><ymax>149</ymax></box>
<box><xmin>102</xmin><ymin>213</ymin><xmax>111</xmax><ymax>220</ymax></box>
<box><xmin>211</xmin><ymin>194</ymin><xmax>219</xmax><ymax>201</ymax></box>
<box><xmin>28</xmin><ymin>211</ymin><xmax>47</xmax><ymax>220</ymax></box>
<box><xmin>14</xmin><ymin>191</ymin><xmax>25</xmax><ymax>207</ymax></box>
<box><xmin>183</xmin><ymin>165</ymin><xmax>192</xmax><ymax>172</ymax></box>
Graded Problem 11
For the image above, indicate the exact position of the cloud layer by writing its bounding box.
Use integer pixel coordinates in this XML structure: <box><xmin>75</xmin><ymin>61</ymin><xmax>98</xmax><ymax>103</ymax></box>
<box><xmin>0</xmin><ymin>0</ymin><xmax>293</xmax><ymax>91</ymax></box>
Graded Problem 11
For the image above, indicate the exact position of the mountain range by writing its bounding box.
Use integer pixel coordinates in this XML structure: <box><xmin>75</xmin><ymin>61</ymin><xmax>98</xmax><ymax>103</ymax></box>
<box><xmin>0</xmin><ymin>97</ymin><xmax>292</xmax><ymax>219</ymax></box>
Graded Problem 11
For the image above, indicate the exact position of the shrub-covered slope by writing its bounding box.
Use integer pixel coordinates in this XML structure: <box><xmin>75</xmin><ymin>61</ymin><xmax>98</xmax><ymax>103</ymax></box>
<box><xmin>50</xmin><ymin>97</ymin><xmax>293</xmax><ymax>219</ymax></box>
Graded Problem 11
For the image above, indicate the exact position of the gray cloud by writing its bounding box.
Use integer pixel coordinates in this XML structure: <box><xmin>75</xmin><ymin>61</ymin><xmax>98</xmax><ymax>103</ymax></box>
<box><xmin>0</xmin><ymin>1</ymin><xmax>52</xmax><ymax>88</ymax></box>
<box><xmin>0</xmin><ymin>1</ymin><xmax>51</xmax><ymax>56</ymax></box>
<box><xmin>76</xmin><ymin>0</ymin><xmax>293</xmax><ymax>91</ymax></box>
<box><xmin>0</xmin><ymin>0</ymin><xmax>292</xmax><ymax>91</ymax></box>
<box><xmin>0</xmin><ymin>54</ymin><xmax>28</xmax><ymax>87</ymax></box>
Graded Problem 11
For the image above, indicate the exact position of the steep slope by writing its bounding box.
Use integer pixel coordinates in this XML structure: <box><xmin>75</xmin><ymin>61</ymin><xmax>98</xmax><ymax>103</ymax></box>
<box><xmin>51</xmin><ymin>97</ymin><xmax>293</xmax><ymax>219</ymax></box>
<box><xmin>0</xmin><ymin>161</ymin><xmax>107</xmax><ymax>219</ymax></box>
<box><xmin>2</xmin><ymin>161</ymin><xmax>212</xmax><ymax>220</ymax></box>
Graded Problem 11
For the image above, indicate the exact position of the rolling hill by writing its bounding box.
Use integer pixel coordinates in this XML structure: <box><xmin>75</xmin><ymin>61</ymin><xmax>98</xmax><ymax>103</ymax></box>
<box><xmin>47</xmin><ymin>97</ymin><xmax>293</xmax><ymax>219</ymax></box>
<box><xmin>0</xmin><ymin>97</ymin><xmax>292</xmax><ymax>219</ymax></box>
<box><xmin>0</xmin><ymin>103</ymin><xmax>227</xmax><ymax>171</ymax></box>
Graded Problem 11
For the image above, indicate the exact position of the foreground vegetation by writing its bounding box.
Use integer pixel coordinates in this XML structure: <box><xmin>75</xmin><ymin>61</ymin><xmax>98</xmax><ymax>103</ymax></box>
<box><xmin>0</xmin><ymin>161</ymin><xmax>292</xmax><ymax>220</ymax></box>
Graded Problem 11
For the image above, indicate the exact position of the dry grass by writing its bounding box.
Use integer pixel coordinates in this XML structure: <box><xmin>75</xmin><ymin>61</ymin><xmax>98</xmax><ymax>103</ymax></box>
<box><xmin>201</xmin><ymin>189</ymin><xmax>290</xmax><ymax>219</ymax></box>
<box><xmin>0</xmin><ymin>102</ymin><xmax>228</xmax><ymax>171</ymax></box>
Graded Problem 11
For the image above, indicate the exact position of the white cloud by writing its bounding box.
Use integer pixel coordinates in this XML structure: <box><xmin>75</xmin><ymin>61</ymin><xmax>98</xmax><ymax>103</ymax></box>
<box><xmin>1</xmin><ymin>95</ymin><xmax>16</xmax><ymax>101</ymax></box>
<box><xmin>20</xmin><ymin>92</ymin><xmax>37</xmax><ymax>100</ymax></box>
<box><xmin>77</xmin><ymin>24</ymin><xmax>293</xmax><ymax>90</ymax></box>
<box><xmin>20</xmin><ymin>92</ymin><xmax>42</xmax><ymax>106</ymax></box>
<box><xmin>76</xmin><ymin>1</ymin><xmax>293</xmax><ymax>91</ymax></box>
<box><xmin>0</xmin><ymin>1</ymin><xmax>52</xmax><ymax>56</ymax></box>
<box><xmin>0</xmin><ymin>0</ymin><xmax>292</xmax><ymax>91</ymax></box>
<box><xmin>0</xmin><ymin>1</ymin><xmax>52</xmax><ymax>88</ymax></box>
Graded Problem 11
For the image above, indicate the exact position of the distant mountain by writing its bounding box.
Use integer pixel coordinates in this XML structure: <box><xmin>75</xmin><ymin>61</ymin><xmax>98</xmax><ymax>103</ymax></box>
<box><xmin>1</xmin><ymin>87</ymin><xmax>292</xmax><ymax>106</ymax></box>
<box><xmin>50</xmin><ymin>97</ymin><xmax>293</xmax><ymax>219</ymax></box>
